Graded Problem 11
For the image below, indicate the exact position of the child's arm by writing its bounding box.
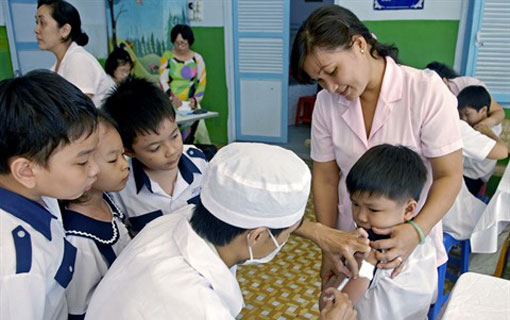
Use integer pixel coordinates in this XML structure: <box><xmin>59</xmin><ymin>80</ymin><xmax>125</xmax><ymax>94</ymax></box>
<box><xmin>339</xmin><ymin>250</ymin><xmax>377</xmax><ymax>304</ymax></box>
<box><xmin>474</xmin><ymin>123</ymin><xmax>508</xmax><ymax>159</ymax></box>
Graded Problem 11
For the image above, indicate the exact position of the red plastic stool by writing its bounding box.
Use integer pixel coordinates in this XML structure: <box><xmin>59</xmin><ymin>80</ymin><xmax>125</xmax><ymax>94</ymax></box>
<box><xmin>295</xmin><ymin>95</ymin><xmax>316</xmax><ymax>126</ymax></box>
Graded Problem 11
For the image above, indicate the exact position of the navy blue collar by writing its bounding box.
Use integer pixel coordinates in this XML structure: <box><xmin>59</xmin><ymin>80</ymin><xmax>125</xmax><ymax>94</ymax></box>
<box><xmin>0</xmin><ymin>187</ymin><xmax>57</xmax><ymax>241</ymax></box>
<box><xmin>132</xmin><ymin>154</ymin><xmax>202</xmax><ymax>194</ymax></box>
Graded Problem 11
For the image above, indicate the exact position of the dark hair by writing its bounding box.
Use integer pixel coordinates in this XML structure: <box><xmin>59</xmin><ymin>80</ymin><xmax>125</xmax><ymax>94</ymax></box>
<box><xmin>291</xmin><ymin>4</ymin><xmax>399</xmax><ymax>84</ymax></box>
<box><xmin>457</xmin><ymin>85</ymin><xmax>491</xmax><ymax>113</ymax></box>
<box><xmin>346</xmin><ymin>144</ymin><xmax>427</xmax><ymax>203</ymax></box>
<box><xmin>426</xmin><ymin>61</ymin><xmax>459</xmax><ymax>80</ymax></box>
<box><xmin>101</xmin><ymin>77</ymin><xmax>176</xmax><ymax>150</ymax></box>
<box><xmin>170</xmin><ymin>24</ymin><xmax>195</xmax><ymax>46</ymax></box>
<box><xmin>190</xmin><ymin>200</ymin><xmax>286</xmax><ymax>246</ymax></box>
<box><xmin>0</xmin><ymin>70</ymin><xmax>98</xmax><ymax>173</ymax></box>
<box><xmin>37</xmin><ymin>0</ymin><xmax>88</xmax><ymax>46</ymax></box>
<box><xmin>105</xmin><ymin>47</ymin><xmax>133</xmax><ymax>78</ymax></box>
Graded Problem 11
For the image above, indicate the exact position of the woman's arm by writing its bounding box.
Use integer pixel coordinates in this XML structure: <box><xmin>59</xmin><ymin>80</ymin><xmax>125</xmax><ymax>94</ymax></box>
<box><xmin>372</xmin><ymin>149</ymin><xmax>463</xmax><ymax>275</ymax></box>
<box><xmin>312</xmin><ymin>160</ymin><xmax>340</xmax><ymax>227</ymax></box>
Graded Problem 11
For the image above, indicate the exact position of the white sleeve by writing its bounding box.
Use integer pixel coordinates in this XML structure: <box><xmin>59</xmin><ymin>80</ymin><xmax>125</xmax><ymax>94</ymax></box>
<box><xmin>200</xmin><ymin>287</ymin><xmax>236</xmax><ymax>320</ymax></box>
<box><xmin>459</xmin><ymin>120</ymin><xmax>496</xmax><ymax>160</ymax></box>
<box><xmin>66</xmin><ymin>237</ymin><xmax>104</xmax><ymax>317</ymax></box>
<box><xmin>62</xmin><ymin>52</ymin><xmax>101</xmax><ymax>96</ymax></box>
<box><xmin>1</xmin><ymin>273</ymin><xmax>47</xmax><ymax>320</ymax></box>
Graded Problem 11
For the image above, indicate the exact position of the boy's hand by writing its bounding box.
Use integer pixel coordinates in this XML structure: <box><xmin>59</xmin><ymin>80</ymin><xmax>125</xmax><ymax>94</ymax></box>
<box><xmin>370</xmin><ymin>222</ymin><xmax>419</xmax><ymax>278</ymax></box>
<box><xmin>473</xmin><ymin>123</ymin><xmax>491</xmax><ymax>135</ymax></box>
<box><xmin>320</xmin><ymin>288</ymin><xmax>357</xmax><ymax>320</ymax></box>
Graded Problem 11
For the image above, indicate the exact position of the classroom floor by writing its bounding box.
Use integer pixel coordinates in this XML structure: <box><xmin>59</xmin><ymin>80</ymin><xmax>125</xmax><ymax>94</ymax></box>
<box><xmin>236</xmin><ymin>159</ymin><xmax>510</xmax><ymax>320</ymax></box>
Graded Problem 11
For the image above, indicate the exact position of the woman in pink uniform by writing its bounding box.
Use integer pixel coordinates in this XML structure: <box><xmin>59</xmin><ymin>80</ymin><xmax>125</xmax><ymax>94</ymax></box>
<box><xmin>290</xmin><ymin>4</ymin><xmax>463</xmax><ymax>286</ymax></box>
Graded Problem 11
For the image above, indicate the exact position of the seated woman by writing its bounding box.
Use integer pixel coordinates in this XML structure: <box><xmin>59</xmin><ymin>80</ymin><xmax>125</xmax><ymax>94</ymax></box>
<box><xmin>35</xmin><ymin>0</ymin><xmax>115</xmax><ymax>107</ymax></box>
<box><xmin>105</xmin><ymin>46</ymin><xmax>133</xmax><ymax>85</ymax></box>
<box><xmin>159</xmin><ymin>24</ymin><xmax>210</xmax><ymax>144</ymax></box>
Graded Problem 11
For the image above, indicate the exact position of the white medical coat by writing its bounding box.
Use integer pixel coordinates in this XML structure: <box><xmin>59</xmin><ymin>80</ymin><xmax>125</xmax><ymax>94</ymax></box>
<box><xmin>85</xmin><ymin>205</ymin><xmax>243</xmax><ymax>319</ymax></box>
<box><xmin>355</xmin><ymin>237</ymin><xmax>437</xmax><ymax>320</ymax></box>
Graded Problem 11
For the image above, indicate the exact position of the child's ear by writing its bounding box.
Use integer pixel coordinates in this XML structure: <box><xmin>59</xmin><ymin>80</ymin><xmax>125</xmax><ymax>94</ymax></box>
<box><xmin>403</xmin><ymin>200</ymin><xmax>418</xmax><ymax>222</ymax></box>
<box><xmin>480</xmin><ymin>106</ymin><xmax>489</xmax><ymax>117</ymax></box>
<box><xmin>9</xmin><ymin>157</ymin><xmax>37</xmax><ymax>189</ymax></box>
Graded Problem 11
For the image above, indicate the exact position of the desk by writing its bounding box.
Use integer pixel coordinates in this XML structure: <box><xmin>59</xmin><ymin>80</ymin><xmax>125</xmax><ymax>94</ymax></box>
<box><xmin>441</xmin><ymin>272</ymin><xmax>510</xmax><ymax>320</ymax></box>
<box><xmin>176</xmin><ymin>111</ymin><xmax>219</xmax><ymax>125</ymax></box>
<box><xmin>470</xmin><ymin>164</ymin><xmax>510</xmax><ymax>253</ymax></box>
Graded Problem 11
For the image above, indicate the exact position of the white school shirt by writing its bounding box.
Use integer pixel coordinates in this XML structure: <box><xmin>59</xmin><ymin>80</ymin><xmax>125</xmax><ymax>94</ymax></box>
<box><xmin>442</xmin><ymin>120</ymin><xmax>492</xmax><ymax>240</ymax></box>
<box><xmin>110</xmin><ymin>145</ymin><xmax>208</xmax><ymax>233</ymax></box>
<box><xmin>311</xmin><ymin>57</ymin><xmax>463</xmax><ymax>266</ymax></box>
<box><xmin>355</xmin><ymin>237</ymin><xmax>437</xmax><ymax>320</ymax></box>
<box><xmin>52</xmin><ymin>42</ymin><xmax>115</xmax><ymax>108</ymax></box>
<box><xmin>62</xmin><ymin>194</ymin><xmax>131</xmax><ymax>318</ymax></box>
<box><xmin>0</xmin><ymin>188</ymin><xmax>76</xmax><ymax>320</ymax></box>
<box><xmin>85</xmin><ymin>206</ymin><xmax>243</xmax><ymax>320</ymax></box>
<box><xmin>463</xmin><ymin>124</ymin><xmax>502</xmax><ymax>182</ymax></box>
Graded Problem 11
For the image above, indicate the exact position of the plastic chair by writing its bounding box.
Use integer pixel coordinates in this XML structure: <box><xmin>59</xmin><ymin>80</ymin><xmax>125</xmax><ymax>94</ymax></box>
<box><xmin>295</xmin><ymin>95</ymin><xmax>316</xmax><ymax>126</ymax></box>
<box><xmin>428</xmin><ymin>233</ymin><xmax>470</xmax><ymax>320</ymax></box>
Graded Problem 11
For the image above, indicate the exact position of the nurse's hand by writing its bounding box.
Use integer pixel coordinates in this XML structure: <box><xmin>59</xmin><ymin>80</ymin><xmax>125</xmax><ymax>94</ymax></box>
<box><xmin>320</xmin><ymin>288</ymin><xmax>357</xmax><ymax>320</ymax></box>
<box><xmin>319</xmin><ymin>227</ymin><xmax>370</xmax><ymax>286</ymax></box>
<box><xmin>370</xmin><ymin>222</ymin><xmax>420</xmax><ymax>277</ymax></box>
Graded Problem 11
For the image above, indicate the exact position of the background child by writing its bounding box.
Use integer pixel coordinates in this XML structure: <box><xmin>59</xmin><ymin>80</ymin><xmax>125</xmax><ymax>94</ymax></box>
<box><xmin>62</xmin><ymin>111</ymin><xmax>131</xmax><ymax>318</ymax></box>
<box><xmin>102</xmin><ymin>77</ymin><xmax>208</xmax><ymax>233</ymax></box>
<box><xmin>105</xmin><ymin>46</ymin><xmax>133</xmax><ymax>85</ymax></box>
<box><xmin>321</xmin><ymin>144</ymin><xmax>437</xmax><ymax>320</ymax></box>
<box><xmin>458</xmin><ymin>85</ymin><xmax>504</xmax><ymax>196</ymax></box>
<box><xmin>0</xmin><ymin>70</ymin><xmax>99</xmax><ymax>320</ymax></box>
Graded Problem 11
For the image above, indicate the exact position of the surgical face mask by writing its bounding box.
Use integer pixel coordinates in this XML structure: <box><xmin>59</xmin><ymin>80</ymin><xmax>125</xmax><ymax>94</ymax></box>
<box><xmin>242</xmin><ymin>229</ymin><xmax>286</xmax><ymax>265</ymax></box>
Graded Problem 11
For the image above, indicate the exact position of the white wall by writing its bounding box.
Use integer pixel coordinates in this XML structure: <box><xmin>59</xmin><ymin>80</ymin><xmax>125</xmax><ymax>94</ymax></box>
<box><xmin>67</xmin><ymin>0</ymin><xmax>108</xmax><ymax>58</ymax></box>
<box><xmin>335</xmin><ymin>0</ymin><xmax>462</xmax><ymax>20</ymax></box>
<box><xmin>0</xmin><ymin>2</ymin><xmax>5</xmax><ymax>26</ymax></box>
<box><xmin>190</xmin><ymin>0</ymin><xmax>224</xmax><ymax>27</ymax></box>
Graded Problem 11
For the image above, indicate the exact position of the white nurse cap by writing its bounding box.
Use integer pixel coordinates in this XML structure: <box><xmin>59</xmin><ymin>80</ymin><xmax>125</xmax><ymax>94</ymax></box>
<box><xmin>200</xmin><ymin>142</ymin><xmax>311</xmax><ymax>229</ymax></box>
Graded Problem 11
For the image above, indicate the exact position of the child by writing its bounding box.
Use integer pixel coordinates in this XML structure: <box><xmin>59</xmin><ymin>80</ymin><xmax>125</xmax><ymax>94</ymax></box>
<box><xmin>457</xmin><ymin>85</ymin><xmax>504</xmax><ymax>196</ymax></box>
<box><xmin>62</xmin><ymin>112</ymin><xmax>131</xmax><ymax>318</ymax></box>
<box><xmin>321</xmin><ymin>144</ymin><xmax>437</xmax><ymax>320</ymax></box>
<box><xmin>105</xmin><ymin>46</ymin><xmax>133</xmax><ymax>85</ymax></box>
<box><xmin>102</xmin><ymin>77</ymin><xmax>208</xmax><ymax>233</ymax></box>
<box><xmin>0</xmin><ymin>70</ymin><xmax>99</xmax><ymax>320</ymax></box>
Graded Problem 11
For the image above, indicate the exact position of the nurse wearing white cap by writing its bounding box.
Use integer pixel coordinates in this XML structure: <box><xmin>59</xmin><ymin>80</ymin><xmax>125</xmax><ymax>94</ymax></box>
<box><xmin>85</xmin><ymin>143</ymin><xmax>357</xmax><ymax>320</ymax></box>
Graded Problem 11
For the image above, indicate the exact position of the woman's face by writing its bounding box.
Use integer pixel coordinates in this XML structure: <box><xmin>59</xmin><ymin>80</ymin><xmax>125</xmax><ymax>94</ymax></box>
<box><xmin>303</xmin><ymin>39</ymin><xmax>369</xmax><ymax>101</ymax></box>
<box><xmin>173</xmin><ymin>34</ymin><xmax>190</xmax><ymax>54</ymax></box>
<box><xmin>34</xmin><ymin>5</ymin><xmax>69</xmax><ymax>52</ymax></box>
<box><xmin>113</xmin><ymin>62</ymin><xmax>132</xmax><ymax>84</ymax></box>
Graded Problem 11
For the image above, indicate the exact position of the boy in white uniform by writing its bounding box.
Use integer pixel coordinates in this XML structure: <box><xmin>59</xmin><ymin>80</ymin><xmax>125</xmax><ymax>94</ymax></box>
<box><xmin>102</xmin><ymin>78</ymin><xmax>208</xmax><ymax>233</ymax></box>
<box><xmin>85</xmin><ymin>143</ymin><xmax>358</xmax><ymax>320</ymax></box>
<box><xmin>457</xmin><ymin>85</ymin><xmax>504</xmax><ymax>196</ymax></box>
<box><xmin>321</xmin><ymin>144</ymin><xmax>437</xmax><ymax>320</ymax></box>
<box><xmin>0</xmin><ymin>70</ymin><xmax>99</xmax><ymax>320</ymax></box>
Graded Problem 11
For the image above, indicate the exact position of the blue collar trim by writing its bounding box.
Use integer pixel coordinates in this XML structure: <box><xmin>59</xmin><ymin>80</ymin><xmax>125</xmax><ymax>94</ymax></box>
<box><xmin>132</xmin><ymin>158</ymin><xmax>153</xmax><ymax>194</ymax></box>
<box><xmin>0</xmin><ymin>187</ymin><xmax>57</xmax><ymax>241</ymax></box>
<box><xmin>132</xmin><ymin>154</ymin><xmax>201</xmax><ymax>194</ymax></box>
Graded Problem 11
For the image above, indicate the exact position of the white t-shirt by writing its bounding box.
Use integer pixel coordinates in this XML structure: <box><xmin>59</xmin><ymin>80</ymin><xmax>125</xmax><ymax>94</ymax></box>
<box><xmin>110</xmin><ymin>145</ymin><xmax>208</xmax><ymax>233</ymax></box>
<box><xmin>52</xmin><ymin>42</ymin><xmax>115</xmax><ymax>108</ymax></box>
<box><xmin>0</xmin><ymin>190</ymin><xmax>75</xmax><ymax>320</ymax></box>
<box><xmin>463</xmin><ymin>124</ymin><xmax>502</xmax><ymax>181</ymax></box>
<box><xmin>63</xmin><ymin>194</ymin><xmax>131</xmax><ymax>318</ymax></box>
<box><xmin>355</xmin><ymin>237</ymin><xmax>437</xmax><ymax>320</ymax></box>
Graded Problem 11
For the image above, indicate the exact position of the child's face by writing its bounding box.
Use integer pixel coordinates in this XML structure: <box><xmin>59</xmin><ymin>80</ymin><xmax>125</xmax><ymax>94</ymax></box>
<box><xmin>91</xmin><ymin>123</ymin><xmax>130</xmax><ymax>193</ymax></box>
<box><xmin>350</xmin><ymin>191</ymin><xmax>416</xmax><ymax>233</ymax></box>
<box><xmin>33</xmin><ymin>130</ymin><xmax>100</xmax><ymax>200</ymax></box>
<box><xmin>459</xmin><ymin>106</ymin><xmax>487</xmax><ymax>126</ymax></box>
<box><xmin>130</xmin><ymin>118</ymin><xmax>183</xmax><ymax>172</ymax></box>
<box><xmin>113</xmin><ymin>62</ymin><xmax>132</xmax><ymax>84</ymax></box>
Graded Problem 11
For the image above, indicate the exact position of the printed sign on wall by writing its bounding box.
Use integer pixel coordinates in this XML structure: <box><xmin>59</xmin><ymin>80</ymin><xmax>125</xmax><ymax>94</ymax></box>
<box><xmin>374</xmin><ymin>0</ymin><xmax>424</xmax><ymax>10</ymax></box>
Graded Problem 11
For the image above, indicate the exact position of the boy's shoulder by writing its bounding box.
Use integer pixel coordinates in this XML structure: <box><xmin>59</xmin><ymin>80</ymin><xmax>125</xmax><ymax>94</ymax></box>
<box><xmin>181</xmin><ymin>145</ymin><xmax>208</xmax><ymax>172</ymax></box>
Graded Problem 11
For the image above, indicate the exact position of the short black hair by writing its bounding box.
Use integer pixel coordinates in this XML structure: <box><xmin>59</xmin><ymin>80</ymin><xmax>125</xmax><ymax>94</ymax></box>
<box><xmin>426</xmin><ymin>61</ymin><xmax>459</xmax><ymax>80</ymax></box>
<box><xmin>457</xmin><ymin>85</ymin><xmax>491</xmax><ymax>113</ymax></box>
<box><xmin>346</xmin><ymin>144</ymin><xmax>427</xmax><ymax>203</ymax></box>
<box><xmin>170</xmin><ymin>24</ymin><xmax>194</xmax><ymax>46</ymax></box>
<box><xmin>101</xmin><ymin>77</ymin><xmax>175</xmax><ymax>150</ymax></box>
<box><xmin>0</xmin><ymin>70</ymin><xmax>98</xmax><ymax>173</ymax></box>
<box><xmin>190</xmin><ymin>200</ymin><xmax>286</xmax><ymax>246</ymax></box>
<box><xmin>37</xmin><ymin>0</ymin><xmax>88</xmax><ymax>46</ymax></box>
<box><xmin>105</xmin><ymin>46</ymin><xmax>133</xmax><ymax>78</ymax></box>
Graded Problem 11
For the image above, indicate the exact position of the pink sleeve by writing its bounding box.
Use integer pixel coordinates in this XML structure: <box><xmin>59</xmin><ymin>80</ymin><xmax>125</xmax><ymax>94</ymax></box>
<box><xmin>449</xmin><ymin>77</ymin><xmax>487</xmax><ymax>96</ymax></box>
<box><xmin>310</xmin><ymin>92</ymin><xmax>337</xmax><ymax>162</ymax></box>
<box><xmin>420</xmin><ymin>73</ymin><xmax>463</xmax><ymax>158</ymax></box>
